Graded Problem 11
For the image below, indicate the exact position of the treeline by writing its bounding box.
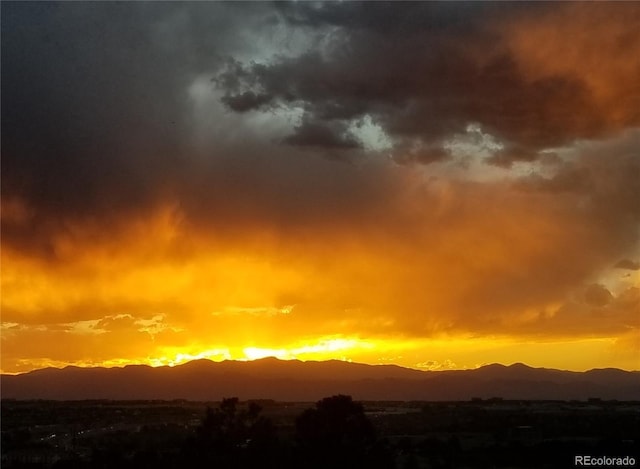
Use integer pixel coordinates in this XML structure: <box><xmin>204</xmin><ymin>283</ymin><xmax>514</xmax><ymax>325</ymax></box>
<box><xmin>53</xmin><ymin>395</ymin><xmax>395</xmax><ymax>469</ymax></box>
<box><xmin>6</xmin><ymin>396</ymin><xmax>637</xmax><ymax>468</ymax></box>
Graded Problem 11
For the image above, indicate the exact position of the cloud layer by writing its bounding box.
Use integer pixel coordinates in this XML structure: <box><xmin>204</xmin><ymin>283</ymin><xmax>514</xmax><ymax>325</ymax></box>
<box><xmin>2</xmin><ymin>2</ymin><xmax>638</xmax><ymax>372</ymax></box>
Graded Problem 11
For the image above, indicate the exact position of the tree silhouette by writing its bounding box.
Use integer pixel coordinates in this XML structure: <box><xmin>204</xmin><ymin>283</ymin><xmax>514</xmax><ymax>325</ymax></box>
<box><xmin>295</xmin><ymin>395</ymin><xmax>393</xmax><ymax>469</ymax></box>
<box><xmin>183</xmin><ymin>398</ymin><xmax>279</xmax><ymax>469</ymax></box>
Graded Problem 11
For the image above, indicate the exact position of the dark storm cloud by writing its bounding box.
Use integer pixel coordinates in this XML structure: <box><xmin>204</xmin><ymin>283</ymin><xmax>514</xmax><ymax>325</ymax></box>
<box><xmin>615</xmin><ymin>259</ymin><xmax>640</xmax><ymax>271</ymax></box>
<box><xmin>0</xmin><ymin>1</ymin><xmax>295</xmax><ymax>255</ymax></box>
<box><xmin>2</xmin><ymin>2</ymin><xmax>414</xmax><ymax>259</ymax></box>
<box><xmin>507</xmin><ymin>285</ymin><xmax>639</xmax><ymax>339</ymax></box>
<box><xmin>513</xmin><ymin>129</ymin><xmax>640</xmax><ymax>264</ymax></box>
<box><xmin>584</xmin><ymin>284</ymin><xmax>613</xmax><ymax>308</ymax></box>
<box><xmin>274</xmin><ymin>1</ymin><xmax>521</xmax><ymax>35</ymax></box>
<box><xmin>221</xmin><ymin>91</ymin><xmax>273</xmax><ymax>113</ymax></box>
<box><xmin>5</xmin><ymin>1</ymin><xmax>639</xmax><ymax>260</ymax></box>
<box><xmin>217</xmin><ymin>2</ymin><xmax>640</xmax><ymax>165</ymax></box>
<box><xmin>2</xmin><ymin>1</ymin><xmax>638</xmax><ymax>312</ymax></box>
<box><xmin>2</xmin><ymin>2</ymin><xmax>188</xmax><ymax>207</ymax></box>
<box><xmin>283</xmin><ymin>119</ymin><xmax>360</xmax><ymax>150</ymax></box>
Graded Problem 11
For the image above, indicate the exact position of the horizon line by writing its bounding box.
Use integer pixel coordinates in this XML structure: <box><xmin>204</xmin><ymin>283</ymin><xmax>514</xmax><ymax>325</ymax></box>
<box><xmin>2</xmin><ymin>357</ymin><xmax>638</xmax><ymax>376</ymax></box>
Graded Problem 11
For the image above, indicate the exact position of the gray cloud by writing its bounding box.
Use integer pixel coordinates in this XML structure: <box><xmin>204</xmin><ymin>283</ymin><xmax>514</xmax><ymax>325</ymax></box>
<box><xmin>216</xmin><ymin>2</ymin><xmax>639</xmax><ymax>166</ymax></box>
<box><xmin>283</xmin><ymin>119</ymin><xmax>360</xmax><ymax>150</ymax></box>
<box><xmin>1</xmin><ymin>2</ymin><xmax>361</xmax><ymax>255</ymax></box>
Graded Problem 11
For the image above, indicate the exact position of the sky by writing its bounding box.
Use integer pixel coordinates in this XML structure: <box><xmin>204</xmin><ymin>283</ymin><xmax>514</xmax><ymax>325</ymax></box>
<box><xmin>1</xmin><ymin>2</ymin><xmax>639</xmax><ymax>374</ymax></box>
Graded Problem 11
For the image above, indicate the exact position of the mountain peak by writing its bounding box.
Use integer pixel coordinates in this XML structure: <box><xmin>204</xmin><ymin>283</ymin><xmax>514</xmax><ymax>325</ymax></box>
<box><xmin>509</xmin><ymin>362</ymin><xmax>533</xmax><ymax>370</ymax></box>
<box><xmin>479</xmin><ymin>363</ymin><xmax>507</xmax><ymax>370</ymax></box>
<box><xmin>2</xmin><ymin>359</ymin><xmax>637</xmax><ymax>401</ymax></box>
<box><xmin>252</xmin><ymin>356</ymin><xmax>283</xmax><ymax>362</ymax></box>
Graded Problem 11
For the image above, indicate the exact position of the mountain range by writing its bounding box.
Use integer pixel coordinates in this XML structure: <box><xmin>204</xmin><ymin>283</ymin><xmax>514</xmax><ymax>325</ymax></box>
<box><xmin>2</xmin><ymin>358</ymin><xmax>639</xmax><ymax>401</ymax></box>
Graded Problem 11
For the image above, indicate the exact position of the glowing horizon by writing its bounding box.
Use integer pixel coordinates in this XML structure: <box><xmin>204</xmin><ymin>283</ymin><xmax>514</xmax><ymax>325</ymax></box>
<box><xmin>1</xmin><ymin>330</ymin><xmax>634</xmax><ymax>375</ymax></box>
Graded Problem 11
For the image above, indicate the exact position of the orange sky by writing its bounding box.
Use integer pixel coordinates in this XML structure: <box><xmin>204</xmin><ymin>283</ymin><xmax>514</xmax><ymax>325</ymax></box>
<box><xmin>2</xmin><ymin>2</ymin><xmax>639</xmax><ymax>374</ymax></box>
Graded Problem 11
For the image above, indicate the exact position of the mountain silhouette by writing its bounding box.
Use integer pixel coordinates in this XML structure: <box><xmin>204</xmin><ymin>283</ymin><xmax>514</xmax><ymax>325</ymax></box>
<box><xmin>1</xmin><ymin>358</ymin><xmax>638</xmax><ymax>401</ymax></box>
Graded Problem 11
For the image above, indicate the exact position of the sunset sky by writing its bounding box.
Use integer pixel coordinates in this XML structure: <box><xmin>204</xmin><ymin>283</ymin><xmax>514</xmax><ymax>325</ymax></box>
<box><xmin>2</xmin><ymin>2</ymin><xmax>639</xmax><ymax>374</ymax></box>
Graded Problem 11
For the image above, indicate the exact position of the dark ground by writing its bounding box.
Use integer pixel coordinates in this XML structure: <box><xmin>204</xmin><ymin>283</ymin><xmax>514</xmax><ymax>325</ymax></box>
<box><xmin>2</xmin><ymin>398</ymin><xmax>639</xmax><ymax>468</ymax></box>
